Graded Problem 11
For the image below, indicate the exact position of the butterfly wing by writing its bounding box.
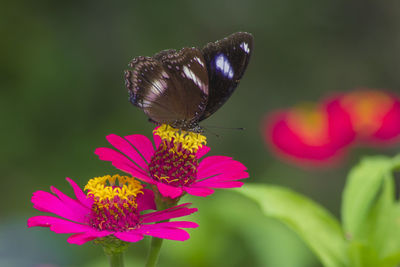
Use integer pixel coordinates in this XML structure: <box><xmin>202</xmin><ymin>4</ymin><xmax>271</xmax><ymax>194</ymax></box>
<box><xmin>125</xmin><ymin>48</ymin><xmax>209</xmax><ymax>129</ymax></box>
<box><xmin>200</xmin><ymin>32</ymin><xmax>253</xmax><ymax>121</ymax></box>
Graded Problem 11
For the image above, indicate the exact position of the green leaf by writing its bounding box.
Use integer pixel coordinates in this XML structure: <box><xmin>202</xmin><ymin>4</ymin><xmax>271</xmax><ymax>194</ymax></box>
<box><xmin>372</xmin><ymin>200</ymin><xmax>400</xmax><ymax>263</ymax></box>
<box><xmin>342</xmin><ymin>154</ymin><xmax>400</xmax><ymax>266</ymax></box>
<box><xmin>341</xmin><ymin>156</ymin><xmax>393</xmax><ymax>240</ymax></box>
<box><xmin>348</xmin><ymin>241</ymin><xmax>379</xmax><ymax>267</ymax></box>
<box><xmin>381</xmin><ymin>251</ymin><xmax>400</xmax><ymax>267</ymax></box>
<box><xmin>346</xmin><ymin>174</ymin><xmax>397</xmax><ymax>266</ymax></box>
<box><xmin>392</xmin><ymin>154</ymin><xmax>400</xmax><ymax>171</ymax></box>
<box><xmin>236</xmin><ymin>184</ymin><xmax>348</xmax><ymax>267</ymax></box>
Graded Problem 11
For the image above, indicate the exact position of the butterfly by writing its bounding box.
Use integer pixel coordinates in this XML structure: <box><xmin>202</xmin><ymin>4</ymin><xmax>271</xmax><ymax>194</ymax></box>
<box><xmin>124</xmin><ymin>32</ymin><xmax>253</xmax><ymax>132</ymax></box>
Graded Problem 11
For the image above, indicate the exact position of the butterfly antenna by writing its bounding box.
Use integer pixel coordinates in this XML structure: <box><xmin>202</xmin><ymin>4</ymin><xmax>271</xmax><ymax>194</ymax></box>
<box><xmin>203</xmin><ymin>125</ymin><xmax>246</xmax><ymax>131</ymax></box>
<box><xmin>202</xmin><ymin>127</ymin><xmax>220</xmax><ymax>138</ymax></box>
<box><xmin>202</xmin><ymin>125</ymin><xmax>246</xmax><ymax>138</ymax></box>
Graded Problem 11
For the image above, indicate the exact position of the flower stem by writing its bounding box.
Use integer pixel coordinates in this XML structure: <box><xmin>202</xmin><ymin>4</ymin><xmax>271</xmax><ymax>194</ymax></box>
<box><xmin>107</xmin><ymin>252</ymin><xmax>124</xmax><ymax>267</ymax></box>
<box><xmin>145</xmin><ymin>189</ymin><xmax>179</xmax><ymax>267</ymax></box>
<box><xmin>99</xmin><ymin>237</ymin><xmax>129</xmax><ymax>267</ymax></box>
<box><xmin>145</xmin><ymin>237</ymin><xmax>164</xmax><ymax>267</ymax></box>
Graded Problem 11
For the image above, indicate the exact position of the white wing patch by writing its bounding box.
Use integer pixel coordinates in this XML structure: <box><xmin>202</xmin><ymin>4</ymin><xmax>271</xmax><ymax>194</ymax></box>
<box><xmin>215</xmin><ymin>53</ymin><xmax>234</xmax><ymax>79</ymax></box>
<box><xmin>161</xmin><ymin>71</ymin><xmax>170</xmax><ymax>79</ymax></box>
<box><xmin>141</xmin><ymin>72</ymin><xmax>169</xmax><ymax>108</ymax></box>
<box><xmin>183</xmin><ymin>65</ymin><xmax>207</xmax><ymax>93</ymax></box>
<box><xmin>194</xmin><ymin>56</ymin><xmax>205</xmax><ymax>67</ymax></box>
<box><xmin>240</xmin><ymin>42</ymin><xmax>250</xmax><ymax>54</ymax></box>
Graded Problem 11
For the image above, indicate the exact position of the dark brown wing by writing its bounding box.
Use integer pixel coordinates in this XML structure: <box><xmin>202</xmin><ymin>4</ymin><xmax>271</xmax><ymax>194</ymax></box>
<box><xmin>199</xmin><ymin>32</ymin><xmax>253</xmax><ymax>121</ymax></box>
<box><xmin>124</xmin><ymin>48</ymin><xmax>209</xmax><ymax>128</ymax></box>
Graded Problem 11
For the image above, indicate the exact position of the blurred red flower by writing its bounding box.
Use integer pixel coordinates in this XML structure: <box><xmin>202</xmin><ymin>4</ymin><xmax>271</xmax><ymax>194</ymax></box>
<box><xmin>263</xmin><ymin>88</ymin><xmax>400</xmax><ymax>167</ymax></box>
<box><xmin>338</xmin><ymin>89</ymin><xmax>400</xmax><ymax>144</ymax></box>
<box><xmin>263</xmin><ymin>100</ymin><xmax>354</xmax><ymax>166</ymax></box>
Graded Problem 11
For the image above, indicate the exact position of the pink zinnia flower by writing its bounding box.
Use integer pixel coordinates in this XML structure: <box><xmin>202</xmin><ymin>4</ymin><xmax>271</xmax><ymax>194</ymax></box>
<box><xmin>338</xmin><ymin>89</ymin><xmax>400</xmax><ymax>144</ymax></box>
<box><xmin>27</xmin><ymin>175</ymin><xmax>198</xmax><ymax>245</ymax></box>
<box><xmin>263</xmin><ymin>100</ymin><xmax>355</xmax><ymax>166</ymax></box>
<box><xmin>95</xmin><ymin>125</ymin><xmax>248</xmax><ymax>199</ymax></box>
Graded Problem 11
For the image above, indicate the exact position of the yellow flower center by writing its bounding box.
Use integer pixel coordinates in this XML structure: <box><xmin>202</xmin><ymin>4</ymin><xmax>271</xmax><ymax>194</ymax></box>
<box><xmin>84</xmin><ymin>175</ymin><xmax>144</xmax><ymax>231</ymax></box>
<box><xmin>154</xmin><ymin>124</ymin><xmax>207</xmax><ymax>153</ymax></box>
<box><xmin>85</xmin><ymin>174</ymin><xmax>143</xmax><ymax>208</ymax></box>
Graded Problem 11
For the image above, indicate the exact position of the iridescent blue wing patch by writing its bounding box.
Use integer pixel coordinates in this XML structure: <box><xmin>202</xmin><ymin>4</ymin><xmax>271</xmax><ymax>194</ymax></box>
<box><xmin>213</xmin><ymin>53</ymin><xmax>234</xmax><ymax>79</ymax></box>
<box><xmin>200</xmin><ymin>32</ymin><xmax>253</xmax><ymax>121</ymax></box>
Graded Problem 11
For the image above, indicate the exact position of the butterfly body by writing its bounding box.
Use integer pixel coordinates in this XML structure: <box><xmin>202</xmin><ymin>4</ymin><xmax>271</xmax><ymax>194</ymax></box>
<box><xmin>125</xmin><ymin>32</ymin><xmax>253</xmax><ymax>132</ymax></box>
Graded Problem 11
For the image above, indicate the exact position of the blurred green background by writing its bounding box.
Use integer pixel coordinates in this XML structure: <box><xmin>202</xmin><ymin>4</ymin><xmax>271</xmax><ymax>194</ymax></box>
<box><xmin>1</xmin><ymin>0</ymin><xmax>400</xmax><ymax>266</ymax></box>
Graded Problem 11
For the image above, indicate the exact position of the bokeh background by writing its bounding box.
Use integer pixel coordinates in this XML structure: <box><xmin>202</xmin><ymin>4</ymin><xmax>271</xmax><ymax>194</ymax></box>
<box><xmin>2</xmin><ymin>0</ymin><xmax>400</xmax><ymax>266</ymax></box>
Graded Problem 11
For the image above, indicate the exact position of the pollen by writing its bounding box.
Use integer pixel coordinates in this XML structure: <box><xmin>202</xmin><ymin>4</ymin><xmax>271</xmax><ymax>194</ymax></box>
<box><xmin>84</xmin><ymin>175</ymin><xmax>143</xmax><ymax>231</ymax></box>
<box><xmin>149</xmin><ymin>125</ymin><xmax>203</xmax><ymax>189</ymax></box>
<box><xmin>154</xmin><ymin>124</ymin><xmax>207</xmax><ymax>153</ymax></box>
<box><xmin>85</xmin><ymin>174</ymin><xmax>143</xmax><ymax>206</ymax></box>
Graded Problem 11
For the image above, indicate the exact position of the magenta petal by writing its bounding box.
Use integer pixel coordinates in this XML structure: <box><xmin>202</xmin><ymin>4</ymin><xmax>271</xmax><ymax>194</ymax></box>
<box><xmin>50</xmin><ymin>186</ymin><xmax>89</xmax><ymax>222</ymax></box>
<box><xmin>95</xmin><ymin>147</ymin><xmax>153</xmax><ymax>183</ymax></box>
<box><xmin>197</xmin><ymin>156</ymin><xmax>244</xmax><ymax>179</ymax></box>
<box><xmin>197</xmin><ymin>156</ymin><xmax>248</xmax><ymax>183</ymax></box>
<box><xmin>184</xmin><ymin>186</ymin><xmax>215</xmax><ymax>197</ymax></box>
<box><xmin>124</xmin><ymin>134</ymin><xmax>155</xmax><ymax>163</ymax></box>
<box><xmin>198</xmin><ymin>155</ymin><xmax>232</xmax><ymax>167</ymax></box>
<box><xmin>209</xmin><ymin>159</ymin><xmax>247</xmax><ymax>172</ymax></box>
<box><xmin>196</xmin><ymin>146</ymin><xmax>210</xmax><ymax>159</ymax></box>
<box><xmin>141</xmin><ymin>203</ymin><xmax>197</xmax><ymax>223</ymax></box>
<box><xmin>94</xmin><ymin>147</ymin><xmax>145</xmax><ymax>174</ymax></box>
<box><xmin>194</xmin><ymin>180</ymin><xmax>244</xmax><ymax>188</ymax></box>
<box><xmin>27</xmin><ymin>216</ymin><xmax>92</xmax><ymax>233</ymax></box>
<box><xmin>67</xmin><ymin>233</ymin><xmax>98</xmax><ymax>245</ymax></box>
<box><xmin>31</xmin><ymin>191</ymin><xmax>86</xmax><ymax>222</ymax></box>
<box><xmin>95</xmin><ymin>147</ymin><xmax>141</xmax><ymax>172</ymax></box>
<box><xmin>374</xmin><ymin>101</ymin><xmax>400</xmax><ymax>141</ymax></box>
<box><xmin>106</xmin><ymin>134</ymin><xmax>148</xmax><ymax>169</ymax></box>
<box><xmin>31</xmin><ymin>190</ymin><xmax>62</xmax><ymax>212</ymax></box>
<box><xmin>198</xmin><ymin>171</ymin><xmax>249</xmax><ymax>183</ymax></box>
<box><xmin>156</xmin><ymin>182</ymin><xmax>183</xmax><ymax>199</ymax></box>
<box><xmin>114</xmin><ymin>231</ymin><xmax>144</xmax><ymax>243</ymax></box>
<box><xmin>67</xmin><ymin>231</ymin><xmax>111</xmax><ymax>245</ymax></box>
<box><xmin>137</xmin><ymin>226</ymin><xmax>191</xmax><ymax>241</ymax></box>
<box><xmin>137</xmin><ymin>188</ymin><xmax>156</xmax><ymax>211</ymax></box>
<box><xmin>66</xmin><ymin>178</ymin><xmax>92</xmax><ymax>208</ymax></box>
<box><xmin>146</xmin><ymin>221</ymin><xmax>199</xmax><ymax>228</ymax></box>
